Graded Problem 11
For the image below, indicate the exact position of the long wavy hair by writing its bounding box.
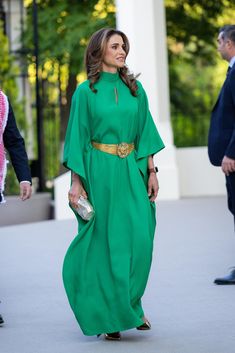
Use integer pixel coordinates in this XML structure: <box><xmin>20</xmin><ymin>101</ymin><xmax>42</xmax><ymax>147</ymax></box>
<box><xmin>85</xmin><ymin>28</ymin><xmax>138</xmax><ymax>96</ymax></box>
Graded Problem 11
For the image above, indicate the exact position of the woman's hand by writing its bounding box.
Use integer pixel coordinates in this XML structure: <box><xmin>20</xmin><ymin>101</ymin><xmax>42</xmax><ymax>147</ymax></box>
<box><xmin>68</xmin><ymin>173</ymin><xmax>87</xmax><ymax>209</ymax></box>
<box><xmin>148</xmin><ymin>173</ymin><xmax>159</xmax><ymax>202</ymax></box>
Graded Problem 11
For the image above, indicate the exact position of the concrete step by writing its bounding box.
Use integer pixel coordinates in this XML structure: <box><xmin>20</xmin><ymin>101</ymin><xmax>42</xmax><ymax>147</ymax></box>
<box><xmin>0</xmin><ymin>193</ymin><xmax>53</xmax><ymax>226</ymax></box>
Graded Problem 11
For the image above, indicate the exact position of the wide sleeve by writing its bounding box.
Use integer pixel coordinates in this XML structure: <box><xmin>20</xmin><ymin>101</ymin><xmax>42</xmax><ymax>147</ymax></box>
<box><xmin>135</xmin><ymin>81</ymin><xmax>165</xmax><ymax>179</ymax></box>
<box><xmin>63</xmin><ymin>84</ymin><xmax>91</xmax><ymax>189</ymax></box>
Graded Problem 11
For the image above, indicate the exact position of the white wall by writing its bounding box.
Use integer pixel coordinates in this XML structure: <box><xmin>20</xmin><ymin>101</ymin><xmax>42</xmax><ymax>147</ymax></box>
<box><xmin>176</xmin><ymin>147</ymin><xmax>225</xmax><ymax>197</ymax></box>
<box><xmin>54</xmin><ymin>172</ymin><xmax>74</xmax><ymax>220</ymax></box>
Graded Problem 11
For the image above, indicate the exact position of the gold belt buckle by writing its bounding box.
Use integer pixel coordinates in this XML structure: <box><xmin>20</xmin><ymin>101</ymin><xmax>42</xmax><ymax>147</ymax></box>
<box><xmin>117</xmin><ymin>142</ymin><xmax>130</xmax><ymax>158</ymax></box>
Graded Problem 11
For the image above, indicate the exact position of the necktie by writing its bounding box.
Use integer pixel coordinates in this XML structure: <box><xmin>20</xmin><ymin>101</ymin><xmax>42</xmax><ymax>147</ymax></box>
<box><xmin>227</xmin><ymin>66</ymin><xmax>231</xmax><ymax>76</ymax></box>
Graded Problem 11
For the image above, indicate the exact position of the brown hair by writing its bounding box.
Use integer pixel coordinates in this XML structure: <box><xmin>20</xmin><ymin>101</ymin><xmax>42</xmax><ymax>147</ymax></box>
<box><xmin>84</xmin><ymin>28</ymin><xmax>138</xmax><ymax>96</ymax></box>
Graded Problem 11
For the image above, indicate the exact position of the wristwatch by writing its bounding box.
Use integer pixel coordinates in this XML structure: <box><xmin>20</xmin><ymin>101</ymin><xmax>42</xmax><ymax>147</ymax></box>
<box><xmin>148</xmin><ymin>166</ymin><xmax>158</xmax><ymax>174</ymax></box>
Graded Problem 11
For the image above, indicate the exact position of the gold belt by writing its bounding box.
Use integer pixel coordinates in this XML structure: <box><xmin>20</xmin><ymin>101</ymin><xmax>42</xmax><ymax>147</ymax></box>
<box><xmin>92</xmin><ymin>141</ymin><xmax>135</xmax><ymax>158</ymax></box>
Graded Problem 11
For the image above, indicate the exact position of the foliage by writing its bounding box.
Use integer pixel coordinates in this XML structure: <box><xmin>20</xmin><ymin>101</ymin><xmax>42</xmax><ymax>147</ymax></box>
<box><xmin>166</xmin><ymin>0</ymin><xmax>235</xmax><ymax>147</ymax></box>
<box><xmin>170</xmin><ymin>62</ymin><xmax>217</xmax><ymax>146</ymax></box>
<box><xmin>166</xmin><ymin>0</ymin><xmax>235</xmax><ymax>64</ymax></box>
<box><xmin>24</xmin><ymin>0</ymin><xmax>115</xmax><ymax>73</ymax></box>
<box><xmin>0</xmin><ymin>23</ymin><xmax>25</xmax><ymax>128</ymax></box>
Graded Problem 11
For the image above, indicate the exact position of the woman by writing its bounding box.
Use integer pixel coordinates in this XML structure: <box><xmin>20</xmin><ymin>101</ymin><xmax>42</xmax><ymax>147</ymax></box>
<box><xmin>63</xmin><ymin>28</ymin><xmax>164</xmax><ymax>340</ymax></box>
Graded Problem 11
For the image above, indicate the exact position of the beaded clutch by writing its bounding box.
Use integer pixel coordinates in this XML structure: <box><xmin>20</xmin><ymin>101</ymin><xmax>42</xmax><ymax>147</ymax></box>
<box><xmin>76</xmin><ymin>196</ymin><xmax>95</xmax><ymax>221</ymax></box>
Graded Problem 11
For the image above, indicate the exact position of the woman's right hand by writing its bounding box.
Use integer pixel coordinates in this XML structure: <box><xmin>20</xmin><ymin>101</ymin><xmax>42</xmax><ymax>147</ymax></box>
<box><xmin>68</xmin><ymin>174</ymin><xmax>87</xmax><ymax>209</ymax></box>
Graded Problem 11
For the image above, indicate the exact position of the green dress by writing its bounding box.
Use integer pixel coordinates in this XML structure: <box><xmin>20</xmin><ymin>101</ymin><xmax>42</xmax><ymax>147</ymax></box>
<box><xmin>63</xmin><ymin>71</ymin><xmax>164</xmax><ymax>336</ymax></box>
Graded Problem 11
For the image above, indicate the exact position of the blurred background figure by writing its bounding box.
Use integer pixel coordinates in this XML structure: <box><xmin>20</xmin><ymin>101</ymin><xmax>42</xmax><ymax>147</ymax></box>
<box><xmin>208</xmin><ymin>25</ymin><xmax>235</xmax><ymax>285</ymax></box>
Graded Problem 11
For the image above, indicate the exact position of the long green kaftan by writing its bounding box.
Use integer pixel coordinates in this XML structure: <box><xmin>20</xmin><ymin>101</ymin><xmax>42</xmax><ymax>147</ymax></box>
<box><xmin>63</xmin><ymin>71</ymin><xmax>164</xmax><ymax>336</ymax></box>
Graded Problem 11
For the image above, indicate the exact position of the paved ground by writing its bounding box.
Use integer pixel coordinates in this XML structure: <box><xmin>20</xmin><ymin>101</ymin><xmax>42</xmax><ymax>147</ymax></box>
<box><xmin>1</xmin><ymin>197</ymin><xmax>235</xmax><ymax>353</ymax></box>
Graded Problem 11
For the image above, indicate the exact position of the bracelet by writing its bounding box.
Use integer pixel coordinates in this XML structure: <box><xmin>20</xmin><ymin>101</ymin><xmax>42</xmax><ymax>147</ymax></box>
<box><xmin>148</xmin><ymin>166</ymin><xmax>158</xmax><ymax>174</ymax></box>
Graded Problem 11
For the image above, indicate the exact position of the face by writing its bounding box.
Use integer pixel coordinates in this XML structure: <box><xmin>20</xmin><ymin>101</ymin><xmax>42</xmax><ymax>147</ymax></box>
<box><xmin>102</xmin><ymin>34</ymin><xmax>127</xmax><ymax>72</ymax></box>
<box><xmin>217</xmin><ymin>32</ymin><xmax>231</xmax><ymax>61</ymax></box>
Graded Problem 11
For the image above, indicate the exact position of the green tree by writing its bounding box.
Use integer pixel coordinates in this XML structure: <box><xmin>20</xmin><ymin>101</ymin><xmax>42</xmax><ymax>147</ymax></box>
<box><xmin>166</xmin><ymin>0</ymin><xmax>235</xmax><ymax>63</ymax></box>
<box><xmin>165</xmin><ymin>0</ymin><xmax>235</xmax><ymax>146</ymax></box>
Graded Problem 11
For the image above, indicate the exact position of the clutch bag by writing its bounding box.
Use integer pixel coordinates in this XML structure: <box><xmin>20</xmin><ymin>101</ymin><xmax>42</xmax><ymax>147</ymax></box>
<box><xmin>76</xmin><ymin>196</ymin><xmax>95</xmax><ymax>221</ymax></box>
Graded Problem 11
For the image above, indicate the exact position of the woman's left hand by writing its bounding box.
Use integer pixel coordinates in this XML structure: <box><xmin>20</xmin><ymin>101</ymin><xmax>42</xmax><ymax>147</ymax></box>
<box><xmin>148</xmin><ymin>173</ymin><xmax>159</xmax><ymax>202</ymax></box>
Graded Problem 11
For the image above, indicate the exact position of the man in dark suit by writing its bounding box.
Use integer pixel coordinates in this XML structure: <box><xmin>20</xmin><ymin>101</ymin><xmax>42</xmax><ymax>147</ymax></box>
<box><xmin>1</xmin><ymin>101</ymin><xmax>32</xmax><ymax>201</ymax></box>
<box><xmin>0</xmin><ymin>91</ymin><xmax>32</xmax><ymax>324</ymax></box>
<box><xmin>208</xmin><ymin>25</ymin><xmax>235</xmax><ymax>285</ymax></box>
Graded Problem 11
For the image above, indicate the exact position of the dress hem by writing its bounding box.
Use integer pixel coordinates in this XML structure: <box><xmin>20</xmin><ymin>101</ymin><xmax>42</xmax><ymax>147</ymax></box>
<box><xmin>80</xmin><ymin>317</ymin><xmax>144</xmax><ymax>336</ymax></box>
